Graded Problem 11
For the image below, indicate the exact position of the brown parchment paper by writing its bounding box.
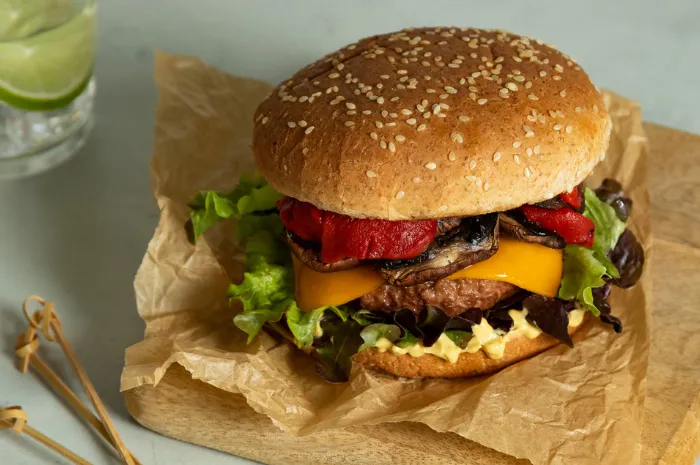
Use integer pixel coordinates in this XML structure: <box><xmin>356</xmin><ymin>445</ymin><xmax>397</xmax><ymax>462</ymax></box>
<box><xmin>121</xmin><ymin>51</ymin><xmax>652</xmax><ymax>465</ymax></box>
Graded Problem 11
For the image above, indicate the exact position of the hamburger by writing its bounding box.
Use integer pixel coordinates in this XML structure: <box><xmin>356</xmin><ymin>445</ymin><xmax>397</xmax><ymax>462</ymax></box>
<box><xmin>188</xmin><ymin>27</ymin><xmax>644</xmax><ymax>381</ymax></box>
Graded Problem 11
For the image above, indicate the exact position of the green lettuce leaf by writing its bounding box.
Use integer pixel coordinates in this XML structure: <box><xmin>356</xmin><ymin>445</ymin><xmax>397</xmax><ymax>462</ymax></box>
<box><xmin>286</xmin><ymin>303</ymin><xmax>348</xmax><ymax>349</ymax></box>
<box><xmin>557</xmin><ymin>187</ymin><xmax>629</xmax><ymax>315</ymax></box>
<box><xmin>583</xmin><ymin>188</ymin><xmax>626</xmax><ymax>278</ymax></box>
<box><xmin>395</xmin><ymin>332</ymin><xmax>419</xmax><ymax>348</ymax></box>
<box><xmin>558</xmin><ymin>245</ymin><xmax>608</xmax><ymax>316</ymax></box>
<box><xmin>316</xmin><ymin>318</ymin><xmax>365</xmax><ymax>383</ymax></box>
<box><xmin>445</xmin><ymin>330</ymin><xmax>473</xmax><ymax>349</ymax></box>
<box><xmin>358</xmin><ymin>324</ymin><xmax>402</xmax><ymax>352</ymax></box>
<box><xmin>189</xmin><ymin>174</ymin><xmax>283</xmax><ymax>241</ymax></box>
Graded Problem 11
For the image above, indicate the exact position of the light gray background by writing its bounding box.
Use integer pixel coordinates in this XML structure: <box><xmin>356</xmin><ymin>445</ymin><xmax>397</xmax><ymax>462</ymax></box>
<box><xmin>1</xmin><ymin>1</ymin><xmax>699</xmax><ymax>464</ymax></box>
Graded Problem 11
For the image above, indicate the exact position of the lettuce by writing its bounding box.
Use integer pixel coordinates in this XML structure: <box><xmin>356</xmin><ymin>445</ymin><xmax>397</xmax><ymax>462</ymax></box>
<box><xmin>286</xmin><ymin>303</ymin><xmax>348</xmax><ymax>349</ymax></box>
<box><xmin>358</xmin><ymin>324</ymin><xmax>402</xmax><ymax>352</ymax></box>
<box><xmin>558</xmin><ymin>187</ymin><xmax>628</xmax><ymax>315</ymax></box>
<box><xmin>189</xmin><ymin>174</ymin><xmax>283</xmax><ymax>241</ymax></box>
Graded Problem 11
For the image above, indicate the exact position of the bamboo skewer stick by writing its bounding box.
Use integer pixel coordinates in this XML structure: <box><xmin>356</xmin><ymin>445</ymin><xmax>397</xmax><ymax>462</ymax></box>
<box><xmin>21</xmin><ymin>296</ymin><xmax>136</xmax><ymax>465</ymax></box>
<box><xmin>15</xmin><ymin>322</ymin><xmax>142</xmax><ymax>465</ymax></box>
<box><xmin>1</xmin><ymin>406</ymin><xmax>93</xmax><ymax>465</ymax></box>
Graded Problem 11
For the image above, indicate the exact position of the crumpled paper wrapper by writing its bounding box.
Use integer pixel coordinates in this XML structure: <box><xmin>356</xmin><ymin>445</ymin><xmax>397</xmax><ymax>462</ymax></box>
<box><xmin>121</xmin><ymin>52</ymin><xmax>652</xmax><ymax>465</ymax></box>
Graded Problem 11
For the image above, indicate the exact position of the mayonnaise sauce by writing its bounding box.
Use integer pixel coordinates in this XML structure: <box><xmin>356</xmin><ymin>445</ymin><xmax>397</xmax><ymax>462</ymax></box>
<box><xmin>373</xmin><ymin>308</ymin><xmax>587</xmax><ymax>363</ymax></box>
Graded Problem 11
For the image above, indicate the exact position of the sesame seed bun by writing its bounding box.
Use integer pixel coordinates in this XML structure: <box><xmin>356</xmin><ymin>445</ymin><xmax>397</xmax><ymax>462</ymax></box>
<box><xmin>353</xmin><ymin>316</ymin><xmax>588</xmax><ymax>378</ymax></box>
<box><xmin>253</xmin><ymin>27</ymin><xmax>611</xmax><ymax>219</ymax></box>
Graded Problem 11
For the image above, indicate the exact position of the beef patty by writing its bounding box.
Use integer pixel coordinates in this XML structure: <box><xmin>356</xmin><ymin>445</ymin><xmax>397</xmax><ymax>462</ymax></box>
<box><xmin>359</xmin><ymin>278</ymin><xmax>520</xmax><ymax>316</ymax></box>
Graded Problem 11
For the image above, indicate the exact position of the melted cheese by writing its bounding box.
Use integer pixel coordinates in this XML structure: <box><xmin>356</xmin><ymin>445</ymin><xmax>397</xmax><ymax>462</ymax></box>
<box><xmin>293</xmin><ymin>238</ymin><xmax>563</xmax><ymax>309</ymax></box>
<box><xmin>292</xmin><ymin>256</ymin><xmax>385</xmax><ymax>310</ymax></box>
<box><xmin>374</xmin><ymin>308</ymin><xmax>588</xmax><ymax>362</ymax></box>
<box><xmin>447</xmin><ymin>238</ymin><xmax>563</xmax><ymax>297</ymax></box>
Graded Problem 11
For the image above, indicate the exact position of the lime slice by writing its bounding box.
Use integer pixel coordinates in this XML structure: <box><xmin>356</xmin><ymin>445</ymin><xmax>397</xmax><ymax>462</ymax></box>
<box><xmin>0</xmin><ymin>0</ymin><xmax>73</xmax><ymax>41</ymax></box>
<box><xmin>0</xmin><ymin>0</ymin><xmax>96</xmax><ymax>111</ymax></box>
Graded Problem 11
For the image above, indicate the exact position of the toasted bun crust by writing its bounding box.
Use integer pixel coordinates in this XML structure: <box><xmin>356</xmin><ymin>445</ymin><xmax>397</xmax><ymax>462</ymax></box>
<box><xmin>353</xmin><ymin>317</ymin><xmax>587</xmax><ymax>378</ymax></box>
<box><xmin>253</xmin><ymin>27</ymin><xmax>611</xmax><ymax>220</ymax></box>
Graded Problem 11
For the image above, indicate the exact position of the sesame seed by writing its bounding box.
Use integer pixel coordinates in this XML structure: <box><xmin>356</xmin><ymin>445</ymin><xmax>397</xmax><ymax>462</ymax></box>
<box><xmin>385</xmin><ymin>122</ymin><xmax>396</xmax><ymax>127</ymax></box>
<box><xmin>287</xmin><ymin>122</ymin><xmax>297</xmax><ymax>128</ymax></box>
<box><xmin>426</xmin><ymin>88</ymin><xmax>436</xmax><ymax>94</ymax></box>
<box><xmin>524</xmin><ymin>167</ymin><xmax>531</xmax><ymax>177</ymax></box>
<box><xmin>381</xmin><ymin>110</ymin><xmax>389</xmax><ymax>117</ymax></box>
<box><xmin>380</xmin><ymin>74</ymin><xmax>390</xmax><ymax>79</ymax></box>
<box><xmin>451</xmin><ymin>132</ymin><xmax>464</xmax><ymax>143</ymax></box>
<box><xmin>439</xmin><ymin>93</ymin><xmax>449</xmax><ymax>99</ymax></box>
<box><xmin>397</xmin><ymin>69</ymin><xmax>408</xmax><ymax>75</ymax></box>
<box><xmin>469</xmin><ymin>159</ymin><xmax>477</xmax><ymax>170</ymax></box>
<box><xmin>534</xmin><ymin>145</ymin><xmax>541</xmax><ymax>154</ymax></box>
<box><xmin>514</xmin><ymin>154</ymin><xmax>521</xmax><ymax>165</ymax></box>
<box><xmin>329</xmin><ymin>72</ymin><xmax>340</xmax><ymax>79</ymax></box>
<box><xmin>375</xmin><ymin>121</ymin><xmax>383</xmax><ymax>128</ymax></box>
<box><xmin>539</xmin><ymin>71</ymin><xmax>547</xmax><ymax>77</ymax></box>
<box><xmin>380</xmin><ymin>140</ymin><xmax>387</xmax><ymax>149</ymax></box>
<box><xmin>362</xmin><ymin>110</ymin><xmax>372</xmax><ymax>115</ymax></box>
<box><xmin>513</xmin><ymin>75</ymin><xmax>525</xmax><ymax>82</ymax></box>
<box><xmin>366</xmin><ymin>170</ymin><xmax>377</xmax><ymax>178</ymax></box>
<box><xmin>560</xmin><ymin>90</ymin><xmax>567</xmax><ymax>98</ymax></box>
<box><xmin>575</xmin><ymin>106</ymin><xmax>582</xmax><ymax>112</ymax></box>
<box><xmin>506</xmin><ymin>82</ymin><xmax>518</xmax><ymax>91</ymax></box>
<box><xmin>424</xmin><ymin>112</ymin><xmax>432</xmax><ymax>119</ymax></box>
<box><xmin>553</xmin><ymin>124</ymin><xmax>563</xmax><ymax>131</ymax></box>
<box><xmin>566</xmin><ymin>125</ymin><xmax>573</xmax><ymax>133</ymax></box>
<box><xmin>345</xmin><ymin>121</ymin><xmax>355</xmax><ymax>127</ymax></box>
<box><xmin>406</xmin><ymin>118</ymin><xmax>417</xmax><ymax>125</ymax></box>
<box><xmin>370</xmin><ymin>132</ymin><xmax>378</xmax><ymax>140</ymax></box>
<box><xmin>389</xmin><ymin>112</ymin><xmax>398</xmax><ymax>118</ymax></box>
<box><xmin>417</xmin><ymin>124</ymin><xmax>427</xmax><ymax>131</ymax></box>
<box><xmin>448</xmin><ymin>151</ymin><xmax>457</xmax><ymax>161</ymax></box>
<box><xmin>555</xmin><ymin>64</ymin><xmax>564</xmax><ymax>72</ymax></box>
<box><xmin>477</xmin><ymin>98</ymin><xmax>488</xmax><ymax>105</ymax></box>
<box><xmin>297</xmin><ymin>120</ymin><xmax>307</xmax><ymax>128</ymax></box>
<box><xmin>346</xmin><ymin>102</ymin><xmax>356</xmax><ymax>110</ymax></box>
<box><xmin>390</xmin><ymin>97</ymin><xmax>399</xmax><ymax>103</ymax></box>
<box><xmin>346</xmin><ymin>110</ymin><xmax>356</xmax><ymax>116</ymax></box>
<box><xmin>395</xmin><ymin>135</ymin><xmax>406</xmax><ymax>142</ymax></box>
<box><xmin>425</xmin><ymin>162</ymin><xmax>437</xmax><ymax>170</ymax></box>
<box><xmin>528</xmin><ymin>94</ymin><xmax>538</xmax><ymax>100</ymax></box>
<box><xmin>337</xmin><ymin>63</ymin><xmax>345</xmax><ymax>70</ymax></box>
<box><xmin>527</xmin><ymin>115</ymin><xmax>536</xmax><ymax>122</ymax></box>
<box><xmin>444</xmin><ymin>85</ymin><xmax>458</xmax><ymax>94</ymax></box>
<box><xmin>458</xmin><ymin>115</ymin><xmax>469</xmax><ymax>122</ymax></box>
<box><xmin>262</xmin><ymin>117</ymin><xmax>269</xmax><ymax>124</ymax></box>
<box><xmin>388</xmin><ymin>142</ymin><xmax>397</xmax><ymax>153</ymax></box>
<box><xmin>493</xmin><ymin>152</ymin><xmax>501</xmax><ymax>162</ymax></box>
<box><xmin>413</xmin><ymin>177</ymin><xmax>421</xmax><ymax>183</ymax></box>
<box><xmin>483</xmin><ymin>182</ymin><xmax>490</xmax><ymax>191</ymax></box>
<box><xmin>513</xmin><ymin>141</ymin><xmax>522</xmax><ymax>148</ymax></box>
<box><xmin>304</xmin><ymin>126</ymin><xmax>315</xmax><ymax>135</ymax></box>
<box><xmin>377</xmin><ymin>97</ymin><xmax>385</xmax><ymax>104</ymax></box>
<box><xmin>302</xmin><ymin>148</ymin><xmax>309</xmax><ymax>155</ymax></box>
<box><xmin>499</xmin><ymin>88</ymin><xmax>509</xmax><ymax>94</ymax></box>
<box><xmin>396</xmin><ymin>191</ymin><xmax>405</xmax><ymax>199</ymax></box>
<box><xmin>401</xmin><ymin>109</ymin><xmax>413</xmax><ymax>115</ymax></box>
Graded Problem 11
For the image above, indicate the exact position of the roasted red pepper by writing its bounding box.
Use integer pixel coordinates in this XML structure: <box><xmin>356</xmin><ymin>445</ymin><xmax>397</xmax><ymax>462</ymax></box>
<box><xmin>278</xmin><ymin>198</ymin><xmax>323</xmax><ymax>241</ymax></box>
<box><xmin>520</xmin><ymin>205</ymin><xmax>595</xmax><ymax>247</ymax></box>
<box><xmin>278</xmin><ymin>197</ymin><xmax>437</xmax><ymax>263</ymax></box>
<box><xmin>559</xmin><ymin>186</ymin><xmax>581</xmax><ymax>210</ymax></box>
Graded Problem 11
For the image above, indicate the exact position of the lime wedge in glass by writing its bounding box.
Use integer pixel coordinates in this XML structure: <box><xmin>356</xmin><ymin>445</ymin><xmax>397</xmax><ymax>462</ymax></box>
<box><xmin>0</xmin><ymin>0</ymin><xmax>96</xmax><ymax>111</ymax></box>
<box><xmin>0</xmin><ymin>0</ymin><xmax>73</xmax><ymax>41</ymax></box>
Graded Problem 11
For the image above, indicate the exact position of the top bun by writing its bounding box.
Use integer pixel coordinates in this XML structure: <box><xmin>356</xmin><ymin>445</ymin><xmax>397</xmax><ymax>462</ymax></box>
<box><xmin>253</xmin><ymin>27</ymin><xmax>611</xmax><ymax>220</ymax></box>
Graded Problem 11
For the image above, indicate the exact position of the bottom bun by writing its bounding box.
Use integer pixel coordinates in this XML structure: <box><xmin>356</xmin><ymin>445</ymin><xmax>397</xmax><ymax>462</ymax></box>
<box><xmin>353</xmin><ymin>316</ymin><xmax>588</xmax><ymax>379</ymax></box>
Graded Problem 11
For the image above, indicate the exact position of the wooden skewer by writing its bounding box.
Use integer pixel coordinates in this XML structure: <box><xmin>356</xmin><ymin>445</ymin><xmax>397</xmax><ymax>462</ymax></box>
<box><xmin>15</xmin><ymin>327</ymin><xmax>142</xmax><ymax>465</ymax></box>
<box><xmin>1</xmin><ymin>407</ymin><xmax>93</xmax><ymax>465</ymax></box>
<box><xmin>22</xmin><ymin>296</ymin><xmax>136</xmax><ymax>465</ymax></box>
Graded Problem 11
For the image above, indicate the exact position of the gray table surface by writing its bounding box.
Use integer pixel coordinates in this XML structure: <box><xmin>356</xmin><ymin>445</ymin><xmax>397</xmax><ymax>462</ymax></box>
<box><xmin>1</xmin><ymin>1</ymin><xmax>699</xmax><ymax>464</ymax></box>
